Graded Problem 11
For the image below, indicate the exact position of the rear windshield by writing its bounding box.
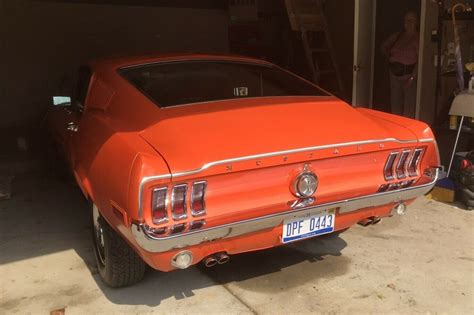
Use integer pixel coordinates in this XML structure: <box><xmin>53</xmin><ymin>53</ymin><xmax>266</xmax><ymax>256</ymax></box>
<box><xmin>119</xmin><ymin>61</ymin><xmax>328</xmax><ymax>107</ymax></box>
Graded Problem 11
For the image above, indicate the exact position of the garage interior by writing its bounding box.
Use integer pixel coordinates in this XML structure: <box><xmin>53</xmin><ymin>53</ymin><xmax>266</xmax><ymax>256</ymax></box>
<box><xmin>0</xmin><ymin>0</ymin><xmax>473</xmax><ymax>313</ymax></box>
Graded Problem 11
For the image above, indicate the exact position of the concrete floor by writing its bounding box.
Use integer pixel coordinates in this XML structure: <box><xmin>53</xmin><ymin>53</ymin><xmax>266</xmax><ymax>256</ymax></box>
<box><xmin>1</xmin><ymin>174</ymin><xmax>473</xmax><ymax>314</ymax></box>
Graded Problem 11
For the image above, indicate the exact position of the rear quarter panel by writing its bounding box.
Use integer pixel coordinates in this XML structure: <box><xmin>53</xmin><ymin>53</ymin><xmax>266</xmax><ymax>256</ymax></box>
<box><xmin>75</xmin><ymin>71</ymin><xmax>171</xmax><ymax>235</ymax></box>
<box><xmin>357</xmin><ymin>107</ymin><xmax>440</xmax><ymax>169</ymax></box>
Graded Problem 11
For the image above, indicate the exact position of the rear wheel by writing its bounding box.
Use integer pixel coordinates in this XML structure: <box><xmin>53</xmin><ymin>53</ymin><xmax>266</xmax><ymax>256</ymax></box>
<box><xmin>92</xmin><ymin>204</ymin><xmax>146</xmax><ymax>287</ymax></box>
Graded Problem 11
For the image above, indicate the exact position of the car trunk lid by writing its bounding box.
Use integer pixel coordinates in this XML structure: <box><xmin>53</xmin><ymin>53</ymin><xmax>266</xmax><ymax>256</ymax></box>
<box><xmin>140</xmin><ymin>96</ymin><xmax>417</xmax><ymax>177</ymax></box>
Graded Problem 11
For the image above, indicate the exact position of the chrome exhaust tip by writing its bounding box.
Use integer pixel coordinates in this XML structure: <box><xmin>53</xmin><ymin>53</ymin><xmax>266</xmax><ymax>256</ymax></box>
<box><xmin>215</xmin><ymin>252</ymin><xmax>230</xmax><ymax>265</ymax></box>
<box><xmin>358</xmin><ymin>216</ymin><xmax>381</xmax><ymax>227</ymax></box>
<box><xmin>203</xmin><ymin>256</ymin><xmax>218</xmax><ymax>268</ymax></box>
<box><xmin>171</xmin><ymin>250</ymin><xmax>193</xmax><ymax>269</ymax></box>
<box><xmin>391</xmin><ymin>203</ymin><xmax>407</xmax><ymax>216</ymax></box>
<box><xmin>371</xmin><ymin>217</ymin><xmax>382</xmax><ymax>225</ymax></box>
<box><xmin>358</xmin><ymin>218</ymin><xmax>373</xmax><ymax>227</ymax></box>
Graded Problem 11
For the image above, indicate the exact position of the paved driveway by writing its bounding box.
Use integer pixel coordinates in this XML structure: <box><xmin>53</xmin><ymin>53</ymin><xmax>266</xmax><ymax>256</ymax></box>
<box><xmin>1</xmin><ymin>175</ymin><xmax>473</xmax><ymax>314</ymax></box>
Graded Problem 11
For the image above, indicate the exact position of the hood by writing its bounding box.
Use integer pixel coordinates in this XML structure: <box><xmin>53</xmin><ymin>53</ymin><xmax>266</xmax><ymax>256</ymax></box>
<box><xmin>140</xmin><ymin>96</ymin><xmax>417</xmax><ymax>175</ymax></box>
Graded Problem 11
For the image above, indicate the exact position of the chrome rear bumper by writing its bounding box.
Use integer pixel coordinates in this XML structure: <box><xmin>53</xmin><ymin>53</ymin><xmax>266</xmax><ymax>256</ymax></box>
<box><xmin>131</xmin><ymin>167</ymin><xmax>440</xmax><ymax>253</ymax></box>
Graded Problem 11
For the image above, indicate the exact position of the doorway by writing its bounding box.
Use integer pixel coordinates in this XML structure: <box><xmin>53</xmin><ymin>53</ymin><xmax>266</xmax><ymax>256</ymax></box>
<box><xmin>352</xmin><ymin>0</ymin><xmax>422</xmax><ymax>116</ymax></box>
<box><xmin>372</xmin><ymin>0</ymin><xmax>422</xmax><ymax>114</ymax></box>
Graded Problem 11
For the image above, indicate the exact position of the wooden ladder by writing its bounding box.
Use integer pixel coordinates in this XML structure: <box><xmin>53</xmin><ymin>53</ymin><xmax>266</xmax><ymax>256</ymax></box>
<box><xmin>285</xmin><ymin>0</ymin><xmax>345</xmax><ymax>96</ymax></box>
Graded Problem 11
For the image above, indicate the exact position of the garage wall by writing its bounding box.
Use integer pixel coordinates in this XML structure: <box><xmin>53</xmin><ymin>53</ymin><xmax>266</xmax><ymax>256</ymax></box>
<box><xmin>325</xmin><ymin>0</ymin><xmax>355</xmax><ymax>102</ymax></box>
<box><xmin>416</xmin><ymin>0</ymin><xmax>438</xmax><ymax>125</ymax></box>
<box><xmin>0</xmin><ymin>0</ymin><xmax>229</xmax><ymax>128</ymax></box>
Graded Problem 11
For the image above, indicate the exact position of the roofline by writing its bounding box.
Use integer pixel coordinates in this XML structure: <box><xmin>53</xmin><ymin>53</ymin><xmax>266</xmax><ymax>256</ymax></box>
<box><xmin>89</xmin><ymin>53</ymin><xmax>274</xmax><ymax>70</ymax></box>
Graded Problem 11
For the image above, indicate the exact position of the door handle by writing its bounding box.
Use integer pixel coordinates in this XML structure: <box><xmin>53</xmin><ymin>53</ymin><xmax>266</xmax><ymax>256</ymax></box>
<box><xmin>353</xmin><ymin>65</ymin><xmax>362</xmax><ymax>72</ymax></box>
<box><xmin>67</xmin><ymin>122</ymin><xmax>78</xmax><ymax>132</ymax></box>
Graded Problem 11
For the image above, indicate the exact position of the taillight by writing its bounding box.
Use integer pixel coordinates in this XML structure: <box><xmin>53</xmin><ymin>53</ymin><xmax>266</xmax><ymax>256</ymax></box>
<box><xmin>171</xmin><ymin>223</ymin><xmax>186</xmax><ymax>234</ymax></box>
<box><xmin>377</xmin><ymin>184</ymin><xmax>389</xmax><ymax>192</ymax></box>
<box><xmin>388</xmin><ymin>182</ymin><xmax>401</xmax><ymax>190</ymax></box>
<box><xmin>191</xmin><ymin>181</ymin><xmax>207</xmax><ymax>217</ymax></box>
<box><xmin>400</xmin><ymin>179</ymin><xmax>415</xmax><ymax>188</ymax></box>
<box><xmin>384</xmin><ymin>152</ymin><xmax>399</xmax><ymax>180</ymax></box>
<box><xmin>171</xmin><ymin>184</ymin><xmax>188</xmax><ymax>220</ymax></box>
<box><xmin>152</xmin><ymin>187</ymin><xmax>168</xmax><ymax>224</ymax></box>
<box><xmin>408</xmin><ymin>148</ymin><xmax>424</xmax><ymax>177</ymax></box>
<box><xmin>396</xmin><ymin>150</ymin><xmax>411</xmax><ymax>179</ymax></box>
<box><xmin>190</xmin><ymin>220</ymin><xmax>206</xmax><ymax>230</ymax></box>
<box><xmin>150</xmin><ymin>181</ymin><xmax>208</xmax><ymax>233</ymax></box>
<box><xmin>378</xmin><ymin>148</ymin><xmax>425</xmax><ymax>193</ymax></box>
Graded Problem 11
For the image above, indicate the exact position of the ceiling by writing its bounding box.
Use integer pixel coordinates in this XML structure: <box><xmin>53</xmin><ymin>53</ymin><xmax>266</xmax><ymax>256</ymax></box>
<box><xmin>36</xmin><ymin>0</ymin><xmax>228</xmax><ymax>9</ymax></box>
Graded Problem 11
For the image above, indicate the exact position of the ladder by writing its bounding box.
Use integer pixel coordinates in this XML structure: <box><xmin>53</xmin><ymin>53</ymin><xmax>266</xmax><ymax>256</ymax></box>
<box><xmin>285</xmin><ymin>0</ymin><xmax>345</xmax><ymax>96</ymax></box>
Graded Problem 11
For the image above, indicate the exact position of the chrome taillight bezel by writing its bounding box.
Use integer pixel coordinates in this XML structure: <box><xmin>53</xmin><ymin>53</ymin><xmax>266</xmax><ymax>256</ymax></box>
<box><xmin>408</xmin><ymin>148</ymin><xmax>424</xmax><ymax>177</ymax></box>
<box><xmin>148</xmin><ymin>181</ymin><xmax>208</xmax><ymax>235</ymax></box>
<box><xmin>396</xmin><ymin>150</ymin><xmax>411</xmax><ymax>179</ymax></box>
<box><xmin>151</xmin><ymin>187</ymin><xmax>169</xmax><ymax>224</ymax></box>
<box><xmin>171</xmin><ymin>184</ymin><xmax>188</xmax><ymax>221</ymax></box>
<box><xmin>384</xmin><ymin>152</ymin><xmax>399</xmax><ymax>181</ymax></box>
<box><xmin>190</xmin><ymin>181</ymin><xmax>207</xmax><ymax>217</ymax></box>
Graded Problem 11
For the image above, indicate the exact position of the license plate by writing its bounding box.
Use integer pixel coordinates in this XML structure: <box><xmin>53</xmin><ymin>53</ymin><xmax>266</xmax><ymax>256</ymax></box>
<box><xmin>282</xmin><ymin>209</ymin><xmax>336</xmax><ymax>243</ymax></box>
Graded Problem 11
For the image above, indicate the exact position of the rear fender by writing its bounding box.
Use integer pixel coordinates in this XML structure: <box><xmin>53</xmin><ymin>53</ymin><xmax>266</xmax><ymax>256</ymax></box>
<box><xmin>356</xmin><ymin>108</ymin><xmax>435</xmax><ymax>140</ymax></box>
<box><xmin>127</xmin><ymin>153</ymin><xmax>171</xmax><ymax>223</ymax></box>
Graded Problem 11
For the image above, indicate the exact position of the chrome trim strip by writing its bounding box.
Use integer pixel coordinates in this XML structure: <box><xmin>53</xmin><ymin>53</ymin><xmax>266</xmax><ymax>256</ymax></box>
<box><xmin>418</xmin><ymin>138</ymin><xmax>435</xmax><ymax>143</ymax></box>
<box><xmin>138</xmin><ymin>138</ymin><xmax>436</xmax><ymax>217</ymax></box>
<box><xmin>119</xmin><ymin>58</ymin><xmax>275</xmax><ymax>71</ymax></box>
<box><xmin>172</xmin><ymin>138</ymin><xmax>418</xmax><ymax>178</ymax></box>
<box><xmin>157</xmin><ymin>95</ymin><xmax>336</xmax><ymax>110</ymax></box>
<box><xmin>131</xmin><ymin>167</ymin><xmax>440</xmax><ymax>253</ymax></box>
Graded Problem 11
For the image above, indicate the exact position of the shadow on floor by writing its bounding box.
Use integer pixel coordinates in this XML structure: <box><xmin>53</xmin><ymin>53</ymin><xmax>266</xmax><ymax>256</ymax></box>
<box><xmin>96</xmin><ymin>235</ymin><xmax>348</xmax><ymax>306</ymax></box>
<box><xmin>0</xmin><ymin>173</ymin><xmax>348</xmax><ymax>307</ymax></box>
<box><xmin>0</xmin><ymin>173</ymin><xmax>93</xmax><ymax>266</ymax></box>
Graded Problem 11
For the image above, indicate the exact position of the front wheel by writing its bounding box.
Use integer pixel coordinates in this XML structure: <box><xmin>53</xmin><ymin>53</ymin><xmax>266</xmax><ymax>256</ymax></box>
<box><xmin>92</xmin><ymin>204</ymin><xmax>146</xmax><ymax>287</ymax></box>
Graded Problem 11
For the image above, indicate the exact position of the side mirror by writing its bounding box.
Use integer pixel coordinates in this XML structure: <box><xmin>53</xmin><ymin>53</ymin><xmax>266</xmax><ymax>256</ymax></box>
<box><xmin>52</xmin><ymin>96</ymin><xmax>71</xmax><ymax>106</ymax></box>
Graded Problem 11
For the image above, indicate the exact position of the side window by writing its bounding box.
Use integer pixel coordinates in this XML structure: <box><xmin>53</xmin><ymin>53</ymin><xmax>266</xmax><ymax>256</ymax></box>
<box><xmin>73</xmin><ymin>66</ymin><xmax>92</xmax><ymax>111</ymax></box>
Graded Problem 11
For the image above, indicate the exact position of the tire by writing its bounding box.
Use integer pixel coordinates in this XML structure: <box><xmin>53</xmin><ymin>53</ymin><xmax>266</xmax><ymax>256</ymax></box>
<box><xmin>92</xmin><ymin>204</ymin><xmax>146</xmax><ymax>287</ymax></box>
<box><xmin>457</xmin><ymin>187</ymin><xmax>474</xmax><ymax>211</ymax></box>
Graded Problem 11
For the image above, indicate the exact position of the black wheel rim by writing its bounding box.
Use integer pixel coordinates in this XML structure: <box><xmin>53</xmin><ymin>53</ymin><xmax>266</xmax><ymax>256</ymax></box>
<box><xmin>94</xmin><ymin>217</ymin><xmax>106</xmax><ymax>266</ymax></box>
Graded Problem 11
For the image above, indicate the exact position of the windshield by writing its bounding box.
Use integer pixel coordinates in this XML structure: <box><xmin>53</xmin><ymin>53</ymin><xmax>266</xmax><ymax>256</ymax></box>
<box><xmin>119</xmin><ymin>61</ymin><xmax>329</xmax><ymax>107</ymax></box>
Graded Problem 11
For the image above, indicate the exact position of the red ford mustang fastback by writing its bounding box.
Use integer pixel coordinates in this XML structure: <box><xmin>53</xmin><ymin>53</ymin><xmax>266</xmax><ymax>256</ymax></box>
<box><xmin>48</xmin><ymin>53</ymin><xmax>440</xmax><ymax>287</ymax></box>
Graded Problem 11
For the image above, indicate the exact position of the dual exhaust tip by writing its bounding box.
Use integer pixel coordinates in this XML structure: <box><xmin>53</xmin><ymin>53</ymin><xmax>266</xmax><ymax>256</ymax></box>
<box><xmin>358</xmin><ymin>216</ymin><xmax>382</xmax><ymax>227</ymax></box>
<box><xmin>204</xmin><ymin>252</ymin><xmax>230</xmax><ymax>267</ymax></box>
<box><xmin>187</xmin><ymin>204</ymin><xmax>410</xmax><ymax>268</ymax></box>
<box><xmin>358</xmin><ymin>202</ymin><xmax>408</xmax><ymax>227</ymax></box>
